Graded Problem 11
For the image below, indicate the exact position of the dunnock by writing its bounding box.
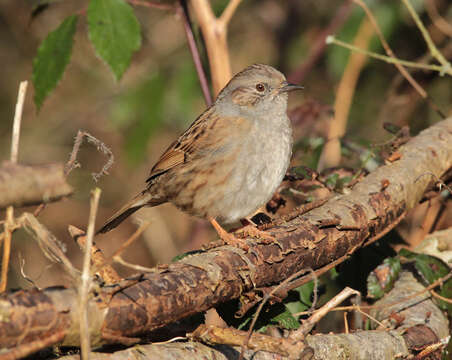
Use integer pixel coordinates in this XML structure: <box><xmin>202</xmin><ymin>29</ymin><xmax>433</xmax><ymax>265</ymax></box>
<box><xmin>98</xmin><ymin>64</ymin><xmax>302</xmax><ymax>246</ymax></box>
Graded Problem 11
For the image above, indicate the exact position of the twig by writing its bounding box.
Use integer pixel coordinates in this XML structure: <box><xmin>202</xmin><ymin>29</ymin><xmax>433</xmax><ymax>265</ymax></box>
<box><xmin>68</xmin><ymin>225</ymin><xmax>121</xmax><ymax>284</ymax></box>
<box><xmin>79</xmin><ymin>188</ymin><xmax>101</xmax><ymax>360</ymax></box>
<box><xmin>344</xmin><ymin>311</ymin><xmax>349</xmax><ymax>333</ymax></box>
<box><xmin>19</xmin><ymin>212</ymin><xmax>79</xmax><ymax>279</ymax></box>
<box><xmin>11</xmin><ymin>81</ymin><xmax>28</xmax><ymax>163</ymax></box>
<box><xmin>102</xmin><ymin>221</ymin><xmax>150</xmax><ymax>270</ymax></box>
<box><xmin>190</xmin><ymin>0</ymin><xmax>234</xmax><ymax>95</ymax></box>
<box><xmin>177</xmin><ymin>2</ymin><xmax>212</xmax><ymax>106</ymax></box>
<box><xmin>1</xmin><ymin>81</ymin><xmax>28</xmax><ymax>292</ymax></box>
<box><xmin>431</xmin><ymin>289</ymin><xmax>452</xmax><ymax>304</ymax></box>
<box><xmin>328</xmin><ymin>271</ymin><xmax>452</xmax><ymax>313</ymax></box>
<box><xmin>400</xmin><ymin>0</ymin><xmax>450</xmax><ymax>70</ymax></box>
<box><xmin>236</xmin><ymin>254</ymin><xmax>347</xmax><ymax>318</ymax></box>
<box><xmin>65</xmin><ymin>130</ymin><xmax>114</xmax><ymax>181</ymax></box>
<box><xmin>353</xmin><ymin>0</ymin><xmax>446</xmax><ymax>119</ymax></box>
<box><xmin>218</xmin><ymin>0</ymin><xmax>242</xmax><ymax>27</ymax></box>
<box><xmin>113</xmin><ymin>256</ymin><xmax>155</xmax><ymax>272</ymax></box>
<box><xmin>326</xmin><ymin>36</ymin><xmax>452</xmax><ymax>76</ymax></box>
<box><xmin>0</xmin><ymin>207</ymin><xmax>13</xmax><ymax>292</ymax></box>
<box><xmin>318</xmin><ymin>16</ymin><xmax>374</xmax><ymax>171</ymax></box>
<box><xmin>291</xmin><ymin>287</ymin><xmax>361</xmax><ymax>340</ymax></box>
<box><xmin>239</xmin><ymin>268</ymin><xmax>316</xmax><ymax>360</ymax></box>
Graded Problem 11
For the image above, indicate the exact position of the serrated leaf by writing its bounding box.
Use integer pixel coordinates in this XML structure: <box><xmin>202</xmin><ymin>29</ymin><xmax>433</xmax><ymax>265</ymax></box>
<box><xmin>271</xmin><ymin>308</ymin><xmax>300</xmax><ymax>330</ymax></box>
<box><xmin>87</xmin><ymin>0</ymin><xmax>141</xmax><ymax>80</ymax></box>
<box><xmin>32</xmin><ymin>15</ymin><xmax>78</xmax><ymax>110</ymax></box>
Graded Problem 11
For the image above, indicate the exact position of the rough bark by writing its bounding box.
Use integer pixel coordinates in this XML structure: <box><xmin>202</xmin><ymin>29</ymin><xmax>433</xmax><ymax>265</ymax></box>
<box><xmin>54</xmin><ymin>271</ymin><xmax>449</xmax><ymax>359</ymax></box>
<box><xmin>0</xmin><ymin>162</ymin><xmax>73</xmax><ymax>209</ymax></box>
<box><xmin>0</xmin><ymin>118</ymin><xmax>451</xmax><ymax>358</ymax></box>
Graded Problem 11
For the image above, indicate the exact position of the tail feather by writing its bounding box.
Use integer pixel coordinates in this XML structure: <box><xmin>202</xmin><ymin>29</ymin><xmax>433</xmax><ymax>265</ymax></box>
<box><xmin>97</xmin><ymin>192</ymin><xmax>152</xmax><ymax>234</ymax></box>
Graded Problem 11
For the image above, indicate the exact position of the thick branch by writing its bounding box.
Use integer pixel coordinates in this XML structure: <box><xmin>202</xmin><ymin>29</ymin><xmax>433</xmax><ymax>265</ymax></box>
<box><xmin>0</xmin><ymin>162</ymin><xmax>73</xmax><ymax>209</ymax></box>
<box><xmin>0</xmin><ymin>118</ymin><xmax>452</xmax><ymax>356</ymax></box>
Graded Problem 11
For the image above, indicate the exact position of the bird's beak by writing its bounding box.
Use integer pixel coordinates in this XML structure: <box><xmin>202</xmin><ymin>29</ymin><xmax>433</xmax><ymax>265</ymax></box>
<box><xmin>279</xmin><ymin>81</ymin><xmax>304</xmax><ymax>93</ymax></box>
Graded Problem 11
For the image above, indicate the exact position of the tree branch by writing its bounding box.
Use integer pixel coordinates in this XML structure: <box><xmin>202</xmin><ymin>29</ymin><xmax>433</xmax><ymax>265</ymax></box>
<box><xmin>0</xmin><ymin>118</ymin><xmax>452</xmax><ymax>357</ymax></box>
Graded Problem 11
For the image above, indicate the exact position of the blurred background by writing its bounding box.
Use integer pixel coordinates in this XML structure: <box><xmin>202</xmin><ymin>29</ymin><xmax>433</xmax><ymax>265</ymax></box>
<box><xmin>0</xmin><ymin>0</ymin><xmax>451</xmax><ymax>290</ymax></box>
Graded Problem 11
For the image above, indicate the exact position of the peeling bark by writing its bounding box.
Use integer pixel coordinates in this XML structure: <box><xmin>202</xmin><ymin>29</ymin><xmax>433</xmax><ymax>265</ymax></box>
<box><xmin>54</xmin><ymin>271</ymin><xmax>449</xmax><ymax>359</ymax></box>
<box><xmin>0</xmin><ymin>118</ymin><xmax>452</xmax><ymax>358</ymax></box>
<box><xmin>0</xmin><ymin>162</ymin><xmax>73</xmax><ymax>209</ymax></box>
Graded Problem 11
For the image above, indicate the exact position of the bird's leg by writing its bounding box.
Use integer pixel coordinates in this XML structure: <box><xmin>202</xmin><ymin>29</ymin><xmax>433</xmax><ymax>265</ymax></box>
<box><xmin>208</xmin><ymin>217</ymin><xmax>249</xmax><ymax>250</ymax></box>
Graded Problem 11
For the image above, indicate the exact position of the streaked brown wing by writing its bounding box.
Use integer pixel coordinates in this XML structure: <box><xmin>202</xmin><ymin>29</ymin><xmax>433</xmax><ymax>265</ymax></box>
<box><xmin>147</xmin><ymin>107</ymin><xmax>217</xmax><ymax>182</ymax></box>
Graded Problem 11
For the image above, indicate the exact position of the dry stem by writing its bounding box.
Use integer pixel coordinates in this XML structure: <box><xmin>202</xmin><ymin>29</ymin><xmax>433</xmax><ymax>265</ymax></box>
<box><xmin>1</xmin><ymin>81</ymin><xmax>28</xmax><ymax>292</ymax></box>
<box><xmin>65</xmin><ymin>130</ymin><xmax>114</xmax><ymax>181</ymax></box>
<box><xmin>190</xmin><ymin>0</ymin><xmax>242</xmax><ymax>95</ymax></box>
<box><xmin>177</xmin><ymin>2</ymin><xmax>212</xmax><ymax>105</ymax></box>
<box><xmin>318</xmin><ymin>16</ymin><xmax>374</xmax><ymax>171</ymax></box>
<box><xmin>291</xmin><ymin>287</ymin><xmax>361</xmax><ymax>340</ymax></box>
<box><xmin>79</xmin><ymin>188</ymin><xmax>101</xmax><ymax>360</ymax></box>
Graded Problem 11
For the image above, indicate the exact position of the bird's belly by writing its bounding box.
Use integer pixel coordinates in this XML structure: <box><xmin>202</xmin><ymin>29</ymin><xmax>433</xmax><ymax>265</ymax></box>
<box><xmin>207</xmin><ymin>130</ymin><xmax>292</xmax><ymax>223</ymax></box>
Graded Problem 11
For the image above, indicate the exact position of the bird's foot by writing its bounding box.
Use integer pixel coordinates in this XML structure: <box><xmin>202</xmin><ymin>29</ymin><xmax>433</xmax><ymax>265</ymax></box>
<box><xmin>209</xmin><ymin>217</ymin><xmax>250</xmax><ymax>251</ymax></box>
<box><xmin>235</xmin><ymin>224</ymin><xmax>275</xmax><ymax>244</ymax></box>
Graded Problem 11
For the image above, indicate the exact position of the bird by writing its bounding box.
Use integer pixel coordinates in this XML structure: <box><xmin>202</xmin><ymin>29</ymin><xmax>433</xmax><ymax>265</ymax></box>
<box><xmin>98</xmin><ymin>64</ymin><xmax>303</xmax><ymax>246</ymax></box>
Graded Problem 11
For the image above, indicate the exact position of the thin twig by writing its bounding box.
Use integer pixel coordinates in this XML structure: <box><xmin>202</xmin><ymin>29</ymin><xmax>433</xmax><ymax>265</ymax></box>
<box><xmin>113</xmin><ymin>256</ymin><xmax>155</xmax><ymax>272</ymax></box>
<box><xmin>0</xmin><ymin>207</ymin><xmax>13</xmax><ymax>292</ymax></box>
<box><xmin>326</xmin><ymin>36</ymin><xmax>452</xmax><ymax>76</ymax></box>
<box><xmin>344</xmin><ymin>311</ymin><xmax>349</xmax><ymax>333</ymax></box>
<box><xmin>177</xmin><ymin>2</ymin><xmax>213</xmax><ymax>106</ymax></box>
<box><xmin>400</xmin><ymin>0</ymin><xmax>450</xmax><ymax>69</ymax></box>
<box><xmin>291</xmin><ymin>287</ymin><xmax>361</xmax><ymax>340</ymax></box>
<box><xmin>239</xmin><ymin>268</ymin><xmax>316</xmax><ymax>360</ymax></box>
<box><xmin>353</xmin><ymin>0</ymin><xmax>446</xmax><ymax>119</ymax></box>
<box><xmin>190</xmin><ymin>0</ymin><xmax>232</xmax><ymax>95</ymax></box>
<box><xmin>79</xmin><ymin>188</ymin><xmax>101</xmax><ymax>360</ymax></box>
<box><xmin>318</xmin><ymin>16</ymin><xmax>374</xmax><ymax>171</ymax></box>
<box><xmin>65</xmin><ymin>130</ymin><xmax>114</xmax><ymax>181</ymax></box>
<box><xmin>431</xmin><ymin>289</ymin><xmax>452</xmax><ymax>304</ymax></box>
<box><xmin>327</xmin><ymin>271</ymin><xmax>452</xmax><ymax>313</ymax></box>
<box><xmin>19</xmin><ymin>212</ymin><xmax>79</xmax><ymax>279</ymax></box>
<box><xmin>219</xmin><ymin>0</ymin><xmax>242</xmax><ymax>27</ymax></box>
<box><xmin>101</xmin><ymin>221</ymin><xmax>151</xmax><ymax>271</ymax></box>
<box><xmin>11</xmin><ymin>81</ymin><xmax>28</xmax><ymax>163</ymax></box>
<box><xmin>1</xmin><ymin>81</ymin><xmax>28</xmax><ymax>292</ymax></box>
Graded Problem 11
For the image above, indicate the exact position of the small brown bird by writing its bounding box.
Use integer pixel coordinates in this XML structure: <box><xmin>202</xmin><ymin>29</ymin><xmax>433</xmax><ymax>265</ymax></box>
<box><xmin>98</xmin><ymin>64</ymin><xmax>302</xmax><ymax>245</ymax></box>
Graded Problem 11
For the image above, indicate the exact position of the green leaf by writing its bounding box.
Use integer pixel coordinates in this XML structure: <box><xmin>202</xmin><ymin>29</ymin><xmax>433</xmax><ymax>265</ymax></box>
<box><xmin>87</xmin><ymin>0</ymin><xmax>141</xmax><ymax>80</ymax></box>
<box><xmin>32</xmin><ymin>15</ymin><xmax>78</xmax><ymax>110</ymax></box>
<box><xmin>367</xmin><ymin>257</ymin><xmax>401</xmax><ymax>299</ymax></box>
<box><xmin>271</xmin><ymin>307</ymin><xmax>300</xmax><ymax>330</ymax></box>
<box><xmin>399</xmin><ymin>248</ymin><xmax>452</xmax><ymax>314</ymax></box>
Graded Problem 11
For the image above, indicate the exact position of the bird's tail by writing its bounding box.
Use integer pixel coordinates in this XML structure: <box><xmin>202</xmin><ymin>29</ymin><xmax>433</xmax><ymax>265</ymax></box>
<box><xmin>97</xmin><ymin>191</ymin><xmax>153</xmax><ymax>234</ymax></box>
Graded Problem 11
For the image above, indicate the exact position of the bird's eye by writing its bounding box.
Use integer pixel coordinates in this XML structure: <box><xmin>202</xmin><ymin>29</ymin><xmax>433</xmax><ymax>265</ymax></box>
<box><xmin>256</xmin><ymin>83</ymin><xmax>265</xmax><ymax>92</ymax></box>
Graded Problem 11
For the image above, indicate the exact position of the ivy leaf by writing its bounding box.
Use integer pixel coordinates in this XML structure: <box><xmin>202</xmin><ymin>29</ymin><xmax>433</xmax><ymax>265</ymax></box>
<box><xmin>87</xmin><ymin>0</ymin><xmax>141</xmax><ymax>80</ymax></box>
<box><xmin>32</xmin><ymin>15</ymin><xmax>78</xmax><ymax>111</ymax></box>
